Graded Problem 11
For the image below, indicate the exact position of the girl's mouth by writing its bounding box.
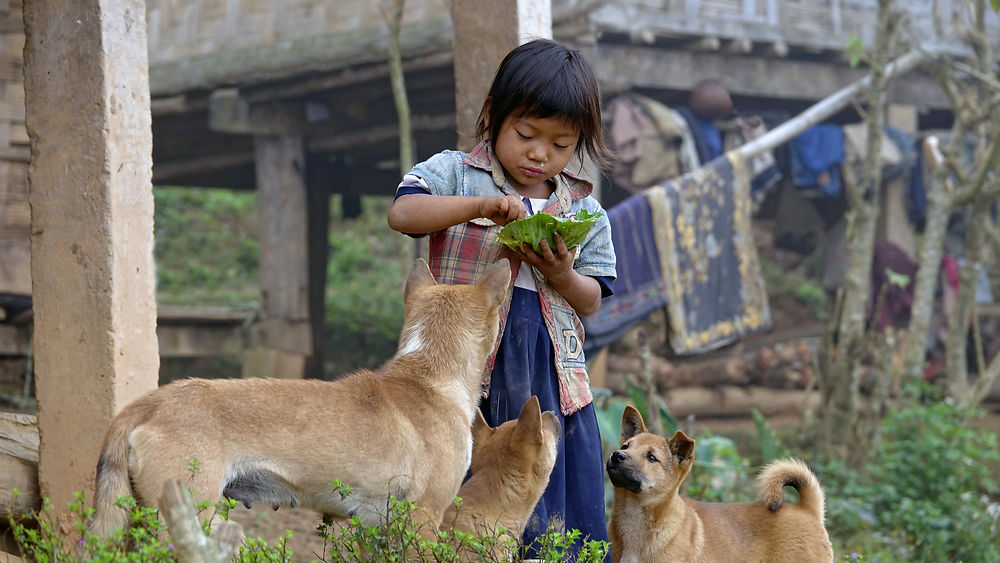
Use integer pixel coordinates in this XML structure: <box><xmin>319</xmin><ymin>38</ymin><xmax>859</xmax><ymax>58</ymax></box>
<box><xmin>522</xmin><ymin>167</ymin><xmax>543</xmax><ymax>178</ymax></box>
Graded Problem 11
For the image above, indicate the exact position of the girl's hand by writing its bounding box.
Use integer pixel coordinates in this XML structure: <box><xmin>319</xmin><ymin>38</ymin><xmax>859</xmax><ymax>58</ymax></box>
<box><xmin>480</xmin><ymin>195</ymin><xmax>527</xmax><ymax>226</ymax></box>
<box><xmin>516</xmin><ymin>233</ymin><xmax>575</xmax><ymax>284</ymax></box>
<box><xmin>515</xmin><ymin>233</ymin><xmax>602</xmax><ymax>316</ymax></box>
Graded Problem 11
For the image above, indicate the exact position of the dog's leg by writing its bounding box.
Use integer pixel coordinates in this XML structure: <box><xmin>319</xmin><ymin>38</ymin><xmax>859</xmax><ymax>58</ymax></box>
<box><xmin>129</xmin><ymin>436</ymin><xmax>227</xmax><ymax>519</ymax></box>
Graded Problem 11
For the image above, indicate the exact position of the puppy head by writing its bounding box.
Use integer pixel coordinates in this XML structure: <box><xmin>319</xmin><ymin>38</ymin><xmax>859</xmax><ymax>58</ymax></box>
<box><xmin>470</xmin><ymin>396</ymin><xmax>561</xmax><ymax>482</ymax></box>
<box><xmin>400</xmin><ymin>258</ymin><xmax>511</xmax><ymax>358</ymax></box>
<box><xmin>606</xmin><ymin>405</ymin><xmax>695</xmax><ymax>498</ymax></box>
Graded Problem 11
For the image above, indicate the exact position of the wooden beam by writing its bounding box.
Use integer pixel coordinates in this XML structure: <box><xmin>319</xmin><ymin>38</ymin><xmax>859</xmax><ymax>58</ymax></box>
<box><xmin>307</xmin><ymin>113</ymin><xmax>455</xmax><ymax>153</ymax></box>
<box><xmin>587</xmin><ymin>44</ymin><xmax>948</xmax><ymax>109</ymax></box>
<box><xmin>208</xmin><ymin>89</ymin><xmax>306</xmax><ymax>136</ymax></box>
<box><xmin>248</xmin><ymin>135</ymin><xmax>311</xmax><ymax>378</ymax></box>
<box><xmin>240</xmin><ymin>52</ymin><xmax>454</xmax><ymax>105</ymax></box>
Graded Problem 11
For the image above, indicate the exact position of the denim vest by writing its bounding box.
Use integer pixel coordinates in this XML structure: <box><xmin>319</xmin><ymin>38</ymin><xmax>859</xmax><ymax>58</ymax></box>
<box><xmin>408</xmin><ymin>142</ymin><xmax>616</xmax><ymax>414</ymax></box>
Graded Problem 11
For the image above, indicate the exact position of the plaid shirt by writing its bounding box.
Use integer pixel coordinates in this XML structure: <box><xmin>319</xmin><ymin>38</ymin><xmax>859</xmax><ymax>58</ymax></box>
<box><xmin>403</xmin><ymin>140</ymin><xmax>616</xmax><ymax>415</ymax></box>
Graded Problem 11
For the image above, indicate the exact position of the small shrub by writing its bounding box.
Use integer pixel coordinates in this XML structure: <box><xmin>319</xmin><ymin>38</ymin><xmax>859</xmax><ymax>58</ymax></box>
<box><xmin>8</xmin><ymin>484</ymin><xmax>609</xmax><ymax>563</ymax></box>
<box><xmin>820</xmin><ymin>388</ymin><xmax>1000</xmax><ymax>562</ymax></box>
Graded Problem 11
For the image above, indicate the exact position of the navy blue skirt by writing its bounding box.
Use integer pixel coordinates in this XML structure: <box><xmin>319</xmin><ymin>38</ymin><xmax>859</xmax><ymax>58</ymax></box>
<box><xmin>481</xmin><ymin>287</ymin><xmax>609</xmax><ymax>558</ymax></box>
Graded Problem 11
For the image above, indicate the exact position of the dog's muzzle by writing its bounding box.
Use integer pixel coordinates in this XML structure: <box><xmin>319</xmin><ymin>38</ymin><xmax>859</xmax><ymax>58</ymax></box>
<box><xmin>606</xmin><ymin>450</ymin><xmax>643</xmax><ymax>493</ymax></box>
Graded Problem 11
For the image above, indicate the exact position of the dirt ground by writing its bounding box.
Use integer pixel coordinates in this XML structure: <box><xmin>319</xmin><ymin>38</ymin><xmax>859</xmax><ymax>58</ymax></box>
<box><xmin>228</xmin><ymin>505</ymin><xmax>330</xmax><ymax>561</ymax></box>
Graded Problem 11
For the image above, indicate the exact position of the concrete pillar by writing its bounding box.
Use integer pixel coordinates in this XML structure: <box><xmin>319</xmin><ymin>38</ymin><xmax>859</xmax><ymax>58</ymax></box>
<box><xmin>451</xmin><ymin>0</ymin><xmax>552</xmax><ymax>151</ymax></box>
<box><xmin>244</xmin><ymin>135</ymin><xmax>312</xmax><ymax>379</ymax></box>
<box><xmin>23</xmin><ymin>0</ymin><xmax>158</xmax><ymax>532</ymax></box>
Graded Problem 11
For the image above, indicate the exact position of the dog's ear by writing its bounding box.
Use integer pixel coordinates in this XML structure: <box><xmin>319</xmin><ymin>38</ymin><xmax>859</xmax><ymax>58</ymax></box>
<box><xmin>471</xmin><ymin>408</ymin><xmax>494</xmax><ymax>453</ymax></box>
<box><xmin>514</xmin><ymin>395</ymin><xmax>543</xmax><ymax>443</ymax></box>
<box><xmin>477</xmin><ymin>258</ymin><xmax>512</xmax><ymax>308</ymax></box>
<box><xmin>404</xmin><ymin>259</ymin><xmax>436</xmax><ymax>304</ymax></box>
<box><xmin>668</xmin><ymin>430</ymin><xmax>696</xmax><ymax>464</ymax></box>
<box><xmin>620</xmin><ymin>405</ymin><xmax>647</xmax><ymax>442</ymax></box>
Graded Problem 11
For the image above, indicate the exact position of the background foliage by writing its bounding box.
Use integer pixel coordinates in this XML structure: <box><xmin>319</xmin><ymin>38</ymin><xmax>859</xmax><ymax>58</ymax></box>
<box><xmin>153</xmin><ymin>188</ymin><xmax>409</xmax><ymax>377</ymax></box>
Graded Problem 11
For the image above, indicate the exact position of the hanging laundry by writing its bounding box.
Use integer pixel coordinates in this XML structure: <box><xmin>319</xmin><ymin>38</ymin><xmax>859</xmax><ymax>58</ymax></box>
<box><xmin>789</xmin><ymin>124</ymin><xmax>845</xmax><ymax>197</ymax></box>
<box><xmin>644</xmin><ymin>153</ymin><xmax>772</xmax><ymax>355</ymax></box>
<box><xmin>581</xmin><ymin>192</ymin><xmax>669</xmax><ymax>355</ymax></box>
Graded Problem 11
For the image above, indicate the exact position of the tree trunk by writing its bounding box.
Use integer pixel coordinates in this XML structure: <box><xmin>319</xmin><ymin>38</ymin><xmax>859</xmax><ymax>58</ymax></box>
<box><xmin>818</xmin><ymin>0</ymin><xmax>894</xmax><ymax>457</ymax></box>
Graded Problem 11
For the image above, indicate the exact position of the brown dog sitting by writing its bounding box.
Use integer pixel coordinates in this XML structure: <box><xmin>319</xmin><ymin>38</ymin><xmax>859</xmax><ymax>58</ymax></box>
<box><xmin>606</xmin><ymin>405</ymin><xmax>833</xmax><ymax>562</ymax></box>
<box><xmin>442</xmin><ymin>395</ymin><xmax>560</xmax><ymax>560</ymax></box>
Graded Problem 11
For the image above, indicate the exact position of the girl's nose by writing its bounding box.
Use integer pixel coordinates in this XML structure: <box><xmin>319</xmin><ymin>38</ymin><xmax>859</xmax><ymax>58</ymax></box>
<box><xmin>528</xmin><ymin>146</ymin><xmax>547</xmax><ymax>164</ymax></box>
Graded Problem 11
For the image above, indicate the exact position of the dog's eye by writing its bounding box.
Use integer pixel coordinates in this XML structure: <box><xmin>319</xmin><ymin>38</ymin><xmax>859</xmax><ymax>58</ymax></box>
<box><xmin>645</xmin><ymin>452</ymin><xmax>658</xmax><ymax>463</ymax></box>
<box><xmin>620</xmin><ymin>443</ymin><xmax>629</xmax><ymax>450</ymax></box>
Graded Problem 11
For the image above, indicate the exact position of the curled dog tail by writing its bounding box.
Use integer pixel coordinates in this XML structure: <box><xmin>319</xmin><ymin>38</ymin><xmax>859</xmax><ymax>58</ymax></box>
<box><xmin>89</xmin><ymin>401</ymin><xmax>151</xmax><ymax>537</ymax></box>
<box><xmin>756</xmin><ymin>458</ymin><xmax>826</xmax><ymax>523</ymax></box>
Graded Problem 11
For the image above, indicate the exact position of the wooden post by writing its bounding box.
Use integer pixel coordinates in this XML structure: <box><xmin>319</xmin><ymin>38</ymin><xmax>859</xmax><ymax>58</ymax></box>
<box><xmin>305</xmin><ymin>182</ymin><xmax>330</xmax><ymax>380</ymax></box>
<box><xmin>245</xmin><ymin>135</ymin><xmax>312</xmax><ymax>379</ymax></box>
<box><xmin>23</xmin><ymin>0</ymin><xmax>159</xmax><ymax>533</ymax></box>
<box><xmin>451</xmin><ymin>0</ymin><xmax>552</xmax><ymax>151</ymax></box>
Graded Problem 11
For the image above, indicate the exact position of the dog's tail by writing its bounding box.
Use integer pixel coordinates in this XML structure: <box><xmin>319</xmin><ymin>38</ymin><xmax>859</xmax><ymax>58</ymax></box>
<box><xmin>756</xmin><ymin>458</ymin><xmax>826</xmax><ymax>523</ymax></box>
<box><xmin>89</xmin><ymin>400</ymin><xmax>152</xmax><ymax>537</ymax></box>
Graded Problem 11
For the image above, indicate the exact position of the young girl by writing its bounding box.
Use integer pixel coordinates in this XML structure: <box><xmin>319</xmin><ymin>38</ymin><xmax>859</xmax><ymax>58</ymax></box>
<box><xmin>387</xmin><ymin>38</ymin><xmax>616</xmax><ymax>555</ymax></box>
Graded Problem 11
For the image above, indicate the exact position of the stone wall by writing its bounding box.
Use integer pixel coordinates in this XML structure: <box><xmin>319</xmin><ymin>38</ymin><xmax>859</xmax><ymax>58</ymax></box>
<box><xmin>146</xmin><ymin>0</ymin><xmax>449</xmax><ymax>67</ymax></box>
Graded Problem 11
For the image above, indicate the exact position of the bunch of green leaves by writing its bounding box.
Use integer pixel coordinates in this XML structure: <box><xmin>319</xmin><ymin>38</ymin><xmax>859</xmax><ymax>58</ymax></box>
<box><xmin>7</xmin><ymin>489</ymin><xmax>298</xmax><ymax>562</ymax></box>
<box><xmin>8</xmin><ymin>492</ymin><xmax>176</xmax><ymax>562</ymax></box>
<box><xmin>317</xmin><ymin>480</ymin><xmax>609</xmax><ymax>562</ymax></box>
<box><xmin>496</xmin><ymin>209</ymin><xmax>603</xmax><ymax>254</ymax></box>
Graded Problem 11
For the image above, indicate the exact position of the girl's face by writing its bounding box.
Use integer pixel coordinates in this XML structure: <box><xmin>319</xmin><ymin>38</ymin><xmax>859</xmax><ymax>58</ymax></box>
<box><xmin>494</xmin><ymin>115</ymin><xmax>580</xmax><ymax>196</ymax></box>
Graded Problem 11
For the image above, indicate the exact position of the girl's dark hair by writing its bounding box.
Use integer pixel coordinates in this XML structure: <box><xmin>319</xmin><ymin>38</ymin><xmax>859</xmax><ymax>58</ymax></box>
<box><xmin>475</xmin><ymin>39</ymin><xmax>614</xmax><ymax>171</ymax></box>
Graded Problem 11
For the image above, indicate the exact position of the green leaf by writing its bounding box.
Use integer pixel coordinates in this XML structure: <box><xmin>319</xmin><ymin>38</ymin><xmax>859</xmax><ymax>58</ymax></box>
<box><xmin>845</xmin><ymin>34</ymin><xmax>865</xmax><ymax>68</ymax></box>
<box><xmin>495</xmin><ymin>209</ymin><xmax>603</xmax><ymax>254</ymax></box>
<box><xmin>992</xmin><ymin>0</ymin><xmax>999</xmax><ymax>12</ymax></box>
<box><xmin>885</xmin><ymin>267</ymin><xmax>911</xmax><ymax>289</ymax></box>
<box><xmin>752</xmin><ymin>407</ymin><xmax>790</xmax><ymax>463</ymax></box>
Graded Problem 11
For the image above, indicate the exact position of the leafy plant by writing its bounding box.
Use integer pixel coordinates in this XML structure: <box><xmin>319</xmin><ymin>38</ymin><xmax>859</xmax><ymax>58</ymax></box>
<box><xmin>8</xmin><ymin>484</ymin><xmax>609</xmax><ymax>563</ymax></box>
<box><xmin>820</xmin><ymin>387</ymin><xmax>1000</xmax><ymax>562</ymax></box>
<box><xmin>317</xmin><ymin>480</ymin><xmax>609</xmax><ymax>562</ymax></box>
<box><xmin>496</xmin><ymin>209</ymin><xmax>603</xmax><ymax>254</ymax></box>
<box><xmin>752</xmin><ymin>407</ymin><xmax>791</xmax><ymax>463</ymax></box>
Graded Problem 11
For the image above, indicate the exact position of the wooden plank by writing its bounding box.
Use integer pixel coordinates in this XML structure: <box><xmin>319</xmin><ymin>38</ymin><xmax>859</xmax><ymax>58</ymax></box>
<box><xmin>247</xmin><ymin>318</ymin><xmax>312</xmax><ymax>356</ymax></box>
<box><xmin>157</xmin><ymin>325</ymin><xmax>244</xmax><ymax>358</ymax></box>
<box><xmin>0</xmin><ymin>412</ymin><xmax>40</xmax><ymax>516</ymax></box>
<box><xmin>157</xmin><ymin>306</ymin><xmax>253</xmax><ymax>324</ymax></box>
<box><xmin>0</xmin><ymin>325</ymin><xmax>29</xmax><ymax>355</ymax></box>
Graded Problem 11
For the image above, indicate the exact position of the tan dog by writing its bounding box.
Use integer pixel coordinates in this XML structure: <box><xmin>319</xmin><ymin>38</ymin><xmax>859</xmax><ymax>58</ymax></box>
<box><xmin>606</xmin><ymin>405</ymin><xmax>833</xmax><ymax>562</ymax></box>
<box><xmin>441</xmin><ymin>396</ymin><xmax>560</xmax><ymax>558</ymax></box>
<box><xmin>90</xmin><ymin>258</ymin><xmax>511</xmax><ymax>537</ymax></box>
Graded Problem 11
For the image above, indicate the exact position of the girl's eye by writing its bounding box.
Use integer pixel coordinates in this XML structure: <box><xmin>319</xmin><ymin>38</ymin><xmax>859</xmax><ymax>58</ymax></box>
<box><xmin>646</xmin><ymin>452</ymin><xmax>658</xmax><ymax>463</ymax></box>
<box><xmin>554</xmin><ymin>143</ymin><xmax>570</xmax><ymax>150</ymax></box>
<box><xmin>516</xmin><ymin>131</ymin><xmax>531</xmax><ymax>140</ymax></box>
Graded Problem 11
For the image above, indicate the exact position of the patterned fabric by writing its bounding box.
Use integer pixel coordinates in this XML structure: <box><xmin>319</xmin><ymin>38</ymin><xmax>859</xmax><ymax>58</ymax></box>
<box><xmin>404</xmin><ymin>140</ymin><xmax>617</xmax><ymax>415</ymax></box>
<box><xmin>581</xmin><ymin>192</ymin><xmax>668</xmax><ymax>355</ymax></box>
<box><xmin>645</xmin><ymin>152</ymin><xmax>771</xmax><ymax>354</ymax></box>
